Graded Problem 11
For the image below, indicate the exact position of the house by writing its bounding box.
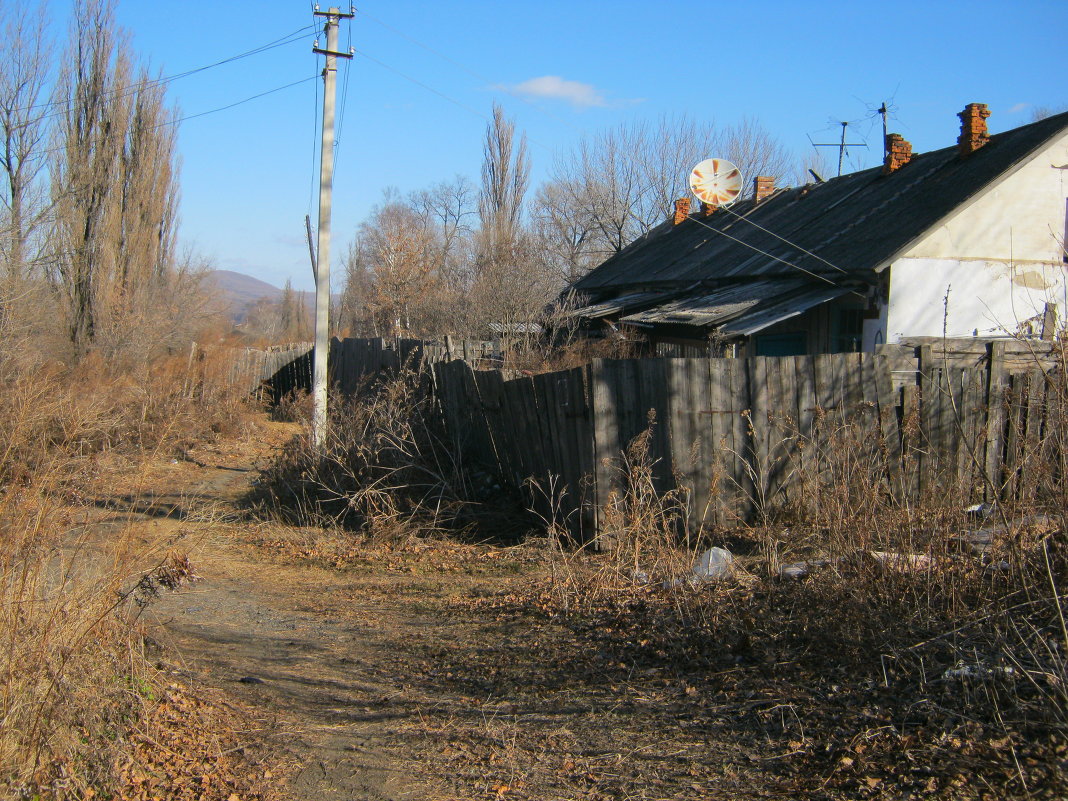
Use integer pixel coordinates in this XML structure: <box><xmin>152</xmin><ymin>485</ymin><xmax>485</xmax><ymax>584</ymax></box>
<box><xmin>567</xmin><ymin>105</ymin><xmax>1068</xmax><ymax>356</ymax></box>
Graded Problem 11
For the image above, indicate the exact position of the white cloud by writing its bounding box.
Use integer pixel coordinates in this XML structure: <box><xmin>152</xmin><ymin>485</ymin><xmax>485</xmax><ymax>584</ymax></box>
<box><xmin>1008</xmin><ymin>102</ymin><xmax>1029</xmax><ymax>114</ymax></box>
<box><xmin>503</xmin><ymin>75</ymin><xmax>610</xmax><ymax>108</ymax></box>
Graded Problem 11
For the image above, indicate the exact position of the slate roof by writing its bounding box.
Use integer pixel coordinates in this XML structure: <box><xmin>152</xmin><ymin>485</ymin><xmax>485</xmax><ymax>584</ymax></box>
<box><xmin>572</xmin><ymin>110</ymin><xmax>1068</xmax><ymax>301</ymax></box>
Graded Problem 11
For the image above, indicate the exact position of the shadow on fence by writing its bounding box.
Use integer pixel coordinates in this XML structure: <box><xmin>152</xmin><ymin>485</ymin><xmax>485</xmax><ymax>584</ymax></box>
<box><xmin>253</xmin><ymin>336</ymin><xmax>1066</xmax><ymax>545</ymax></box>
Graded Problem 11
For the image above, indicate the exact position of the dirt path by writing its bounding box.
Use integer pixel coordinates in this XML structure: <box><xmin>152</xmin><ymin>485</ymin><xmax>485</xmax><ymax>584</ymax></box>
<box><xmin>137</xmin><ymin>440</ymin><xmax>424</xmax><ymax>800</ymax></box>
<box><xmin>114</xmin><ymin>422</ymin><xmax>788</xmax><ymax>801</ymax></box>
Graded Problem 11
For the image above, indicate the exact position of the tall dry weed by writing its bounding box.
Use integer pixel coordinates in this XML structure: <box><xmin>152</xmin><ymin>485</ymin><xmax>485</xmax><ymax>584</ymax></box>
<box><xmin>251</xmin><ymin>369</ymin><xmax>472</xmax><ymax>538</ymax></box>
<box><xmin>0</xmin><ymin>342</ymin><xmax>257</xmax><ymax>797</ymax></box>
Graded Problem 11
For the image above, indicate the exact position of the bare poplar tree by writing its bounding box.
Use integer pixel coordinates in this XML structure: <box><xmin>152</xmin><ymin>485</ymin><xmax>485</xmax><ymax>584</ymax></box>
<box><xmin>49</xmin><ymin>0</ymin><xmax>182</xmax><ymax>356</ymax></box>
<box><xmin>478</xmin><ymin>103</ymin><xmax>529</xmax><ymax>258</ymax></box>
<box><xmin>0</xmin><ymin>5</ymin><xmax>53</xmax><ymax>284</ymax></box>
<box><xmin>471</xmin><ymin>103</ymin><xmax>550</xmax><ymax>333</ymax></box>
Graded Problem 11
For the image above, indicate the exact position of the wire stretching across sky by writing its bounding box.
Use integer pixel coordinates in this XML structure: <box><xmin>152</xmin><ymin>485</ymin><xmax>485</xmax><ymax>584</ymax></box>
<box><xmin>17</xmin><ymin>24</ymin><xmax>317</xmax><ymax>121</ymax></box>
<box><xmin>352</xmin><ymin>21</ymin><xmax>853</xmax><ymax>289</ymax></box>
<box><xmin>34</xmin><ymin>75</ymin><xmax>320</xmax><ymax>159</ymax></box>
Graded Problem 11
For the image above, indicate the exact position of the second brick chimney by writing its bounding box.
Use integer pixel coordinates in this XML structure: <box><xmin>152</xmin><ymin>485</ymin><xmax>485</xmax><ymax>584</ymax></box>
<box><xmin>753</xmin><ymin>176</ymin><xmax>775</xmax><ymax>203</ymax></box>
<box><xmin>883</xmin><ymin>133</ymin><xmax>913</xmax><ymax>174</ymax></box>
<box><xmin>673</xmin><ymin>197</ymin><xmax>691</xmax><ymax>225</ymax></box>
<box><xmin>958</xmin><ymin>102</ymin><xmax>991</xmax><ymax>156</ymax></box>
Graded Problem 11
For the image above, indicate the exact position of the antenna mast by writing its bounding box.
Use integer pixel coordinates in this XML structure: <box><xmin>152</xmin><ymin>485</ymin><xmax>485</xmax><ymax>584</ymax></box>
<box><xmin>811</xmin><ymin>121</ymin><xmax>868</xmax><ymax>177</ymax></box>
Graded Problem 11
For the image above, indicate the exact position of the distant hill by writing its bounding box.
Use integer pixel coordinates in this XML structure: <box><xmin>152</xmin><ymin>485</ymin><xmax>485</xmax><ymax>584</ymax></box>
<box><xmin>207</xmin><ymin>270</ymin><xmax>284</xmax><ymax>322</ymax></box>
<box><xmin>207</xmin><ymin>269</ymin><xmax>323</xmax><ymax>325</ymax></box>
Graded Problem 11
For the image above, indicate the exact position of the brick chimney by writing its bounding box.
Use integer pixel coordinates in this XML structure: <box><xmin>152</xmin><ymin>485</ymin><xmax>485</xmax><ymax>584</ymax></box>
<box><xmin>672</xmin><ymin>197</ymin><xmax>691</xmax><ymax>225</ymax></box>
<box><xmin>882</xmin><ymin>133</ymin><xmax>913</xmax><ymax>174</ymax></box>
<box><xmin>958</xmin><ymin>102</ymin><xmax>991</xmax><ymax>156</ymax></box>
<box><xmin>753</xmin><ymin>176</ymin><xmax>775</xmax><ymax>203</ymax></box>
<box><xmin>700</xmin><ymin>201</ymin><xmax>716</xmax><ymax>216</ymax></box>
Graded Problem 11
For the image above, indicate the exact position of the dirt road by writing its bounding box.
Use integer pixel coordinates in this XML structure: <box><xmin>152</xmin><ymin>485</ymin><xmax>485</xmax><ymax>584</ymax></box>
<box><xmin>127</xmin><ymin>422</ymin><xmax>787</xmax><ymax>801</ymax></box>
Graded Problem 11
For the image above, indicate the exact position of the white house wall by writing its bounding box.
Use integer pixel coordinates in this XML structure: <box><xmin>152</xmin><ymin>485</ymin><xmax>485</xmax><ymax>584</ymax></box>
<box><xmin>885</xmin><ymin>129</ymin><xmax>1068</xmax><ymax>340</ymax></box>
<box><xmin>886</xmin><ymin>258</ymin><xmax>1067</xmax><ymax>340</ymax></box>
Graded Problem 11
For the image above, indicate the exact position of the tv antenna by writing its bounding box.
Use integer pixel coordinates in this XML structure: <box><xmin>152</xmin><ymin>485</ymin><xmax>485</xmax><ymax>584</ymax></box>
<box><xmin>689</xmin><ymin>158</ymin><xmax>743</xmax><ymax>207</ymax></box>
<box><xmin>810</xmin><ymin>121</ymin><xmax>868</xmax><ymax>176</ymax></box>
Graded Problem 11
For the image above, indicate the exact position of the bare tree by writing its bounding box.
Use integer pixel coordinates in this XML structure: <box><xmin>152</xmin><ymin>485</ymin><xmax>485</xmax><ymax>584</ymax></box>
<box><xmin>49</xmin><ymin>0</ymin><xmax>182</xmax><ymax>356</ymax></box>
<box><xmin>546</xmin><ymin>116</ymin><xmax>712</xmax><ymax>258</ymax></box>
<box><xmin>358</xmin><ymin>198</ymin><xmax>441</xmax><ymax>335</ymax></box>
<box><xmin>546</xmin><ymin>114</ymin><xmax>795</xmax><ymax>260</ymax></box>
<box><xmin>409</xmin><ymin>174</ymin><xmax>477</xmax><ymax>293</ymax></box>
<box><xmin>1031</xmin><ymin>105</ymin><xmax>1068</xmax><ymax>122</ymax></box>
<box><xmin>0</xmin><ymin>5</ymin><xmax>53</xmax><ymax>284</ymax></box>
<box><xmin>530</xmin><ymin>178</ymin><xmax>600</xmax><ymax>285</ymax></box>
<box><xmin>468</xmin><ymin>104</ymin><xmax>555</xmax><ymax>333</ymax></box>
<box><xmin>478</xmin><ymin>103</ymin><xmax>529</xmax><ymax>258</ymax></box>
<box><xmin>715</xmin><ymin>116</ymin><xmax>794</xmax><ymax>191</ymax></box>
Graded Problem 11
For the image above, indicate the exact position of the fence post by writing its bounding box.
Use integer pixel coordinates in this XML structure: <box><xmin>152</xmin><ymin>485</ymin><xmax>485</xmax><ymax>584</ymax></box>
<box><xmin>984</xmin><ymin>341</ymin><xmax>1008</xmax><ymax>500</ymax></box>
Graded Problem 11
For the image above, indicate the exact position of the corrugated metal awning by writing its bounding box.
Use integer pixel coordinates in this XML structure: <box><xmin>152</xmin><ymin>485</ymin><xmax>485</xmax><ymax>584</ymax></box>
<box><xmin>720</xmin><ymin>284</ymin><xmax>853</xmax><ymax>336</ymax></box>
<box><xmin>619</xmin><ymin>279</ymin><xmax>854</xmax><ymax>335</ymax></box>
<box><xmin>565</xmin><ymin>290</ymin><xmax>666</xmax><ymax>319</ymax></box>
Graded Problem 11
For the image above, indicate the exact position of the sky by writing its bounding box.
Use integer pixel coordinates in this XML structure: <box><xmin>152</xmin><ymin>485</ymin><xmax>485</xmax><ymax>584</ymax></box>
<box><xmin>98</xmin><ymin>0</ymin><xmax>1068</xmax><ymax>292</ymax></box>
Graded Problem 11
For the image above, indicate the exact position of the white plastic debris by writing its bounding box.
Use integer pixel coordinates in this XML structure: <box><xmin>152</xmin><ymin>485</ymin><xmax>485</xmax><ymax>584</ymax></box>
<box><xmin>964</xmin><ymin>502</ymin><xmax>995</xmax><ymax>519</ymax></box>
<box><xmin>943</xmin><ymin>663</ymin><xmax>1016</xmax><ymax>681</ymax></box>
<box><xmin>778</xmin><ymin>558</ymin><xmax>835</xmax><ymax>580</ymax></box>
<box><xmin>692</xmin><ymin>547</ymin><xmax>734</xmax><ymax>581</ymax></box>
<box><xmin>663</xmin><ymin>547</ymin><xmax>736</xmax><ymax>589</ymax></box>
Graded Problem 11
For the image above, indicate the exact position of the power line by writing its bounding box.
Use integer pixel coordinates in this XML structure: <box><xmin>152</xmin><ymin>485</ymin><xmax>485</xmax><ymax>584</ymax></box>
<box><xmin>174</xmin><ymin>75</ymin><xmax>319</xmax><ymax>125</ymax></box>
<box><xmin>16</xmin><ymin>24</ymin><xmax>316</xmax><ymax>121</ymax></box>
<box><xmin>35</xmin><ymin>75</ymin><xmax>320</xmax><ymax>159</ymax></box>
<box><xmin>711</xmin><ymin>202</ymin><xmax>851</xmax><ymax>276</ymax></box>
<box><xmin>334</xmin><ymin>10</ymin><xmax>354</xmax><ymax>163</ymax></box>
<box><xmin>351</xmin><ymin>41</ymin><xmax>852</xmax><ymax>290</ymax></box>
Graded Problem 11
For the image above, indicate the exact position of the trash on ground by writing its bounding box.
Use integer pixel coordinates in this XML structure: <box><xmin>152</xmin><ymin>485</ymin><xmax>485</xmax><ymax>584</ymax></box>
<box><xmin>778</xmin><ymin>558</ymin><xmax>836</xmax><ymax>580</ymax></box>
<box><xmin>692</xmin><ymin>547</ymin><xmax>734</xmax><ymax>581</ymax></box>
<box><xmin>867</xmin><ymin>551</ymin><xmax>933</xmax><ymax>572</ymax></box>
<box><xmin>665</xmin><ymin>547</ymin><xmax>735</xmax><ymax>588</ymax></box>
<box><xmin>943</xmin><ymin>663</ymin><xmax>1015</xmax><ymax>681</ymax></box>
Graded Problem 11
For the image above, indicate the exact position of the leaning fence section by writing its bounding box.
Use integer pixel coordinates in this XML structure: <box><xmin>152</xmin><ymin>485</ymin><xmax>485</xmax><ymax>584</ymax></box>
<box><xmin>228</xmin><ymin>343</ymin><xmax>313</xmax><ymax>398</ymax></box>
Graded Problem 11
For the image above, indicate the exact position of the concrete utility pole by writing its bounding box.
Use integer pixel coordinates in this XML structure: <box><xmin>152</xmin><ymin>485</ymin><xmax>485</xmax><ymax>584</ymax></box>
<box><xmin>311</xmin><ymin>6</ymin><xmax>354</xmax><ymax>450</ymax></box>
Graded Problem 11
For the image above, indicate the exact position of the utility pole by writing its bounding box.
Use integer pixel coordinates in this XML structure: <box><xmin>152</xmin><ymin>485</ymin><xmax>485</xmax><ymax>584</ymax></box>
<box><xmin>311</xmin><ymin>5</ymin><xmax>354</xmax><ymax>450</ymax></box>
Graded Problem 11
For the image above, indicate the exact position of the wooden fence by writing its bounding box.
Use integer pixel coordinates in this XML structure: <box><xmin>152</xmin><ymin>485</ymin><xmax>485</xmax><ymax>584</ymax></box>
<box><xmin>252</xmin><ymin>336</ymin><xmax>1064</xmax><ymax>543</ymax></box>
<box><xmin>434</xmin><ymin>343</ymin><xmax>1065</xmax><ymax>541</ymax></box>
<box><xmin>228</xmin><ymin>343</ymin><xmax>312</xmax><ymax>398</ymax></box>
<box><xmin>237</xmin><ymin>336</ymin><xmax>498</xmax><ymax>401</ymax></box>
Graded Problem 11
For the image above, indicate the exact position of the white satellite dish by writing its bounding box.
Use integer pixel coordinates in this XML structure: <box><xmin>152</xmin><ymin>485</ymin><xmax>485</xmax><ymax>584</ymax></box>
<box><xmin>689</xmin><ymin>158</ymin><xmax>743</xmax><ymax>207</ymax></box>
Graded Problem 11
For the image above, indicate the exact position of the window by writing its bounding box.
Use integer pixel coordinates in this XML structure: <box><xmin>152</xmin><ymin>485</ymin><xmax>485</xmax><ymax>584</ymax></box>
<box><xmin>834</xmin><ymin>308</ymin><xmax>864</xmax><ymax>353</ymax></box>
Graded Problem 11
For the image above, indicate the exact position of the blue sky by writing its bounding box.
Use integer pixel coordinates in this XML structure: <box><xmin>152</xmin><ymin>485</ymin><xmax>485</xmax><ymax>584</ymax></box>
<box><xmin>107</xmin><ymin>0</ymin><xmax>1067</xmax><ymax>291</ymax></box>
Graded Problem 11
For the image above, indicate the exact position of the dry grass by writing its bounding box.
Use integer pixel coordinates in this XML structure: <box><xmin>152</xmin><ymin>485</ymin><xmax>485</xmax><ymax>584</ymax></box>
<box><xmin>249</xmin><ymin>371</ymin><xmax>483</xmax><ymax>539</ymax></box>
<box><xmin>0</xmin><ymin>343</ymin><xmax>276</xmax><ymax>799</ymax></box>
<box><xmin>534</xmin><ymin>383</ymin><xmax>1068</xmax><ymax>798</ymax></box>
